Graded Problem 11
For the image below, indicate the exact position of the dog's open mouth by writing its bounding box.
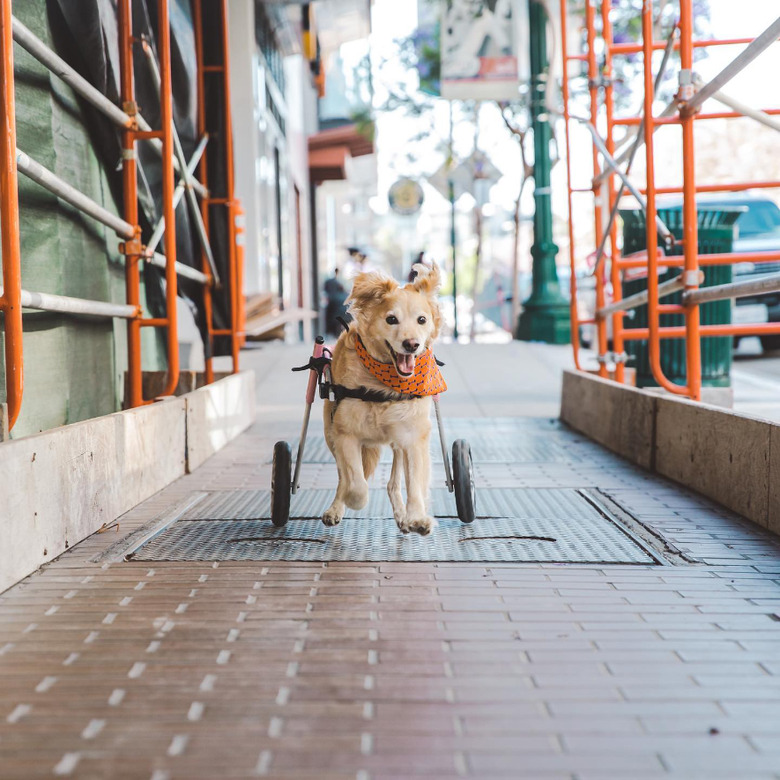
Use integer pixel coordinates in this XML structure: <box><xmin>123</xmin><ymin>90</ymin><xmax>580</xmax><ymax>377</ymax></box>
<box><xmin>387</xmin><ymin>343</ymin><xmax>416</xmax><ymax>377</ymax></box>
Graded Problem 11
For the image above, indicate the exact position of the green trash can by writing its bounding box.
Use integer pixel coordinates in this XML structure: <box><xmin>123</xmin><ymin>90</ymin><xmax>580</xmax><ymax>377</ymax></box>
<box><xmin>619</xmin><ymin>206</ymin><xmax>744</xmax><ymax>388</ymax></box>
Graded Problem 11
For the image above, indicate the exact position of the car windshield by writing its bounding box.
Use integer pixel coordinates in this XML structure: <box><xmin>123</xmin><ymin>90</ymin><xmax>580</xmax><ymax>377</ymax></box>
<box><xmin>734</xmin><ymin>201</ymin><xmax>780</xmax><ymax>237</ymax></box>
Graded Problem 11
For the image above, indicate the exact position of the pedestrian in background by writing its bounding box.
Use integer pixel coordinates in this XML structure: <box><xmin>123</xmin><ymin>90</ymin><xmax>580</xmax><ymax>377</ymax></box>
<box><xmin>408</xmin><ymin>250</ymin><xmax>428</xmax><ymax>282</ymax></box>
<box><xmin>323</xmin><ymin>268</ymin><xmax>349</xmax><ymax>336</ymax></box>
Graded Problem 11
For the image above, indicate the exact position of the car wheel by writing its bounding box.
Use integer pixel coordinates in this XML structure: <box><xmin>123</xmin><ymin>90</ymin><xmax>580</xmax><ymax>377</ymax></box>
<box><xmin>760</xmin><ymin>335</ymin><xmax>780</xmax><ymax>352</ymax></box>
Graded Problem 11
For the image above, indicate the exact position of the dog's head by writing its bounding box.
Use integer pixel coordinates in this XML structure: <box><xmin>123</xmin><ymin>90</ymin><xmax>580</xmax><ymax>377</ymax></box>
<box><xmin>347</xmin><ymin>263</ymin><xmax>442</xmax><ymax>378</ymax></box>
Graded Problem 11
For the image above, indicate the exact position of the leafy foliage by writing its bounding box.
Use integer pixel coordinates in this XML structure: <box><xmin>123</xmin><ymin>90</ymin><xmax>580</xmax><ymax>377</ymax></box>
<box><xmin>567</xmin><ymin>0</ymin><xmax>713</xmax><ymax>110</ymax></box>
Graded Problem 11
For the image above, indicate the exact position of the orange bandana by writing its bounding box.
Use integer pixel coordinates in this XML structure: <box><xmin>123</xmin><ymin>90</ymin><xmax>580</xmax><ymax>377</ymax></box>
<box><xmin>354</xmin><ymin>336</ymin><xmax>447</xmax><ymax>396</ymax></box>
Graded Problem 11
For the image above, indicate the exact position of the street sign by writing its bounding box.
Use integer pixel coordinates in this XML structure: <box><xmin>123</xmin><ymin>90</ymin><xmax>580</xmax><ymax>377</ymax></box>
<box><xmin>388</xmin><ymin>177</ymin><xmax>425</xmax><ymax>216</ymax></box>
<box><xmin>427</xmin><ymin>151</ymin><xmax>503</xmax><ymax>205</ymax></box>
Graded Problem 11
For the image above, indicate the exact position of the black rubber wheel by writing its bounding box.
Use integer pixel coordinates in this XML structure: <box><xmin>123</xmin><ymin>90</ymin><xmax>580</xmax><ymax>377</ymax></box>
<box><xmin>271</xmin><ymin>441</ymin><xmax>292</xmax><ymax>527</ymax></box>
<box><xmin>452</xmin><ymin>439</ymin><xmax>476</xmax><ymax>524</ymax></box>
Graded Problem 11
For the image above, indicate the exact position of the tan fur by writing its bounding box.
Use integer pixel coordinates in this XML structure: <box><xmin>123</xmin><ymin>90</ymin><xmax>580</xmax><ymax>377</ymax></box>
<box><xmin>361</xmin><ymin>445</ymin><xmax>382</xmax><ymax>480</ymax></box>
<box><xmin>322</xmin><ymin>263</ymin><xmax>443</xmax><ymax>535</ymax></box>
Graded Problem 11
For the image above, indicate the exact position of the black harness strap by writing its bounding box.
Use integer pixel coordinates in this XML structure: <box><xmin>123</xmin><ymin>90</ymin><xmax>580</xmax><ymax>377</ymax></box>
<box><xmin>325</xmin><ymin>384</ymin><xmax>421</xmax><ymax>403</ymax></box>
<box><xmin>293</xmin><ymin>324</ymin><xmax>443</xmax><ymax>419</ymax></box>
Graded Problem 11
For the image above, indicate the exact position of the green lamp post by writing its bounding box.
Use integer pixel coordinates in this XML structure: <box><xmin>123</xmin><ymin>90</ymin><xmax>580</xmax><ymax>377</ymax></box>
<box><xmin>516</xmin><ymin>0</ymin><xmax>571</xmax><ymax>343</ymax></box>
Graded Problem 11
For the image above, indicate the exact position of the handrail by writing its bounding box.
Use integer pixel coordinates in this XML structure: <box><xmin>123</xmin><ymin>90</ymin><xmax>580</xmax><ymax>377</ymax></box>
<box><xmin>683</xmin><ymin>272</ymin><xmax>780</xmax><ymax>306</ymax></box>
<box><xmin>0</xmin><ymin>287</ymin><xmax>139</xmax><ymax>318</ymax></box>
<box><xmin>11</xmin><ymin>16</ymin><xmax>208</xmax><ymax>200</ymax></box>
<box><xmin>16</xmin><ymin>149</ymin><xmax>136</xmax><ymax>238</ymax></box>
<box><xmin>12</xmin><ymin>16</ymin><xmax>132</xmax><ymax>129</ymax></box>
<box><xmin>598</xmin><ymin>271</ymin><xmax>703</xmax><ymax>318</ymax></box>
<box><xmin>682</xmin><ymin>16</ymin><xmax>780</xmax><ymax>115</ymax></box>
<box><xmin>145</xmin><ymin>253</ymin><xmax>209</xmax><ymax>285</ymax></box>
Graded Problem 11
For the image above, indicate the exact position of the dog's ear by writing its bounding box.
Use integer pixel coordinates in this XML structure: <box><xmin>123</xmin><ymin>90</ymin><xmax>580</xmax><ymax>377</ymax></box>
<box><xmin>410</xmin><ymin>262</ymin><xmax>441</xmax><ymax>298</ymax></box>
<box><xmin>348</xmin><ymin>271</ymin><xmax>398</xmax><ymax>315</ymax></box>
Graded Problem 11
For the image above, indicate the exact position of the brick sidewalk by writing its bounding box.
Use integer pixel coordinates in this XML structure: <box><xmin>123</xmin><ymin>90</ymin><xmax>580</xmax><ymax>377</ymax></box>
<box><xmin>2</xmin><ymin>343</ymin><xmax>780</xmax><ymax>778</ymax></box>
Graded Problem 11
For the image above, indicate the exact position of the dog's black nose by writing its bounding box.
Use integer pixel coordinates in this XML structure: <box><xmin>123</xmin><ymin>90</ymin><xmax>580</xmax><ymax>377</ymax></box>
<box><xmin>402</xmin><ymin>339</ymin><xmax>419</xmax><ymax>353</ymax></box>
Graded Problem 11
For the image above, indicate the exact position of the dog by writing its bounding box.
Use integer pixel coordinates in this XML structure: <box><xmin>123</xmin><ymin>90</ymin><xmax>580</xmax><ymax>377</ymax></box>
<box><xmin>322</xmin><ymin>263</ymin><xmax>445</xmax><ymax>536</ymax></box>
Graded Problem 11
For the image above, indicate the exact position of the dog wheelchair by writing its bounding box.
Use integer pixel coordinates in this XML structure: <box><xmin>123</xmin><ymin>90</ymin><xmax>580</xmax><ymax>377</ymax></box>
<box><xmin>270</xmin><ymin>336</ymin><xmax>477</xmax><ymax>527</ymax></box>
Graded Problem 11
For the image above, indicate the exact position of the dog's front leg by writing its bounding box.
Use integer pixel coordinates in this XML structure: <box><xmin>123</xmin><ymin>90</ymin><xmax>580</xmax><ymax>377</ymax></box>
<box><xmin>323</xmin><ymin>435</ymin><xmax>368</xmax><ymax>527</ymax></box>
<box><xmin>387</xmin><ymin>447</ymin><xmax>406</xmax><ymax>526</ymax></box>
<box><xmin>397</xmin><ymin>436</ymin><xmax>434</xmax><ymax>536</ymax></box>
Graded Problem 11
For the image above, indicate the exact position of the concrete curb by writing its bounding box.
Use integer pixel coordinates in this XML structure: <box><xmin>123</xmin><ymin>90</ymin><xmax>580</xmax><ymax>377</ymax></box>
<box><xmin>186</xmin><ymin>371</ymin><xmax>256</xmax><ymax>473</ymax></box>
<box><xmin>561</xmin><ymin>370</ymin><xmax>778</xmax><ymax>536</ymax></box>
<box><xmin>0</xmin><ymin>371</ymin><xmax>255</xmax><ymax>593</ymax></box>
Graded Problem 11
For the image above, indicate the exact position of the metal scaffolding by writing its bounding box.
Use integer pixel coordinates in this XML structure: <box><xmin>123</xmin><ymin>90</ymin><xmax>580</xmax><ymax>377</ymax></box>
<box><xmin>0</xmin><ymin>0</ymin><xmax>243</xmax><ymax>432</ymax></box>
<box><xmin>560</xmin><ymin>0</ymin><xmax>780</xmax><ymax>400</ymax></box>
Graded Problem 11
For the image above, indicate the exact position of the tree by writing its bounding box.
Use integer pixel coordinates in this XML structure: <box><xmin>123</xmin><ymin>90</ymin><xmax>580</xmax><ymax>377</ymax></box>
<box><xmin>566</xmin><ymin>0</ymin><xmax>713</xmax><ymax>112</ymax></box>
<box><xmin>374</xmin><ymin>18</ymin><xmax>533</xmax><ymax>338</ymax></box>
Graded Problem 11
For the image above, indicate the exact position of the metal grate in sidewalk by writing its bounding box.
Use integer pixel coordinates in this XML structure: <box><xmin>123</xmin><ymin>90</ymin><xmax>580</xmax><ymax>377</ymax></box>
<box><xmin>275</xmin><ymin>434</ymin><xmax>581</xmax><ymax>465</ymax></box>
<box><xmin>127</xmin><ymin>488</ymin><xmax>659</xmax><ymax>564</ymax></box>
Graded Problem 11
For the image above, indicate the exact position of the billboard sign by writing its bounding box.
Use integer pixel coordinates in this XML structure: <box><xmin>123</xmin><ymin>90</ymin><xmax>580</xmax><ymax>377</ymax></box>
<box><xmin>441</xmin><ymin>0</ymin><xmax>519</xmax><ymax>100</ymax></box>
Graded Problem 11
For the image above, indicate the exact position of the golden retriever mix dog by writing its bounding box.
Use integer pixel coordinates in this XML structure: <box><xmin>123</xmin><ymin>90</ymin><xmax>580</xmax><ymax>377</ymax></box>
<box><xmin>322</xmin><ymin>263</ymin><xmax>445</xmax><ymax>535</ymax></box>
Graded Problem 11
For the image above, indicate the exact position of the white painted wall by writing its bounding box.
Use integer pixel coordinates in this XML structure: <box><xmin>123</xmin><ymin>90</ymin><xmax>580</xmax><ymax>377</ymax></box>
<box><xmin>227</xmin><ymin>0</ymin><xmax>263</xmax><ymax>294</ymax></box>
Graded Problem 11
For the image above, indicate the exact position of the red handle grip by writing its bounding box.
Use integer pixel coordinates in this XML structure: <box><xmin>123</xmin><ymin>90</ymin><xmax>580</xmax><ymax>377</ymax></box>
<box><xmin>305</xmin><ymin>338</ymin><xmax>325</xmax><ymax>404</ymax></box>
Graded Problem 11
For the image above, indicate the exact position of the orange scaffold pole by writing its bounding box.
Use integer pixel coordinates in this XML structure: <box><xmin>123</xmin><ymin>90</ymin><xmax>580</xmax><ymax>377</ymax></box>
<box><xmin>642</xmin><ymin>0</ymin><xmax>697</xmax><ymax>398</ymax></box>
<box><xmin>677</xmin><ymin>0</ymin><xmax>703</xmax><ymax>401</ymax></box>
<box><xmin>118</xmin><ymin>0</ymin><xmax>143</xmax><ymax>408</ymax></box>
<box><xmin>220</xmin><ymin>0</ymin><xmax>240</xmax><ymax>373</ymax></box>
<box><xmin>156</xmin><ymin>0</ymin><xmax>180</xmax><ymax>396</ymax></box>
<box><xmin>0</xmin><ymin>0</ymin><xmax>23</xmax><ymax>430</ymax></box>
<box><xmin>558</xmin><ymin>0</ymin><xmax>582</xmax><ymax>372</ymax></box>
<box><xmin>120</xmin><ymin>0</ymin><xmax>180</xmax><ymax>403</ymax></box>
<box><xmin>585</xmin><ymin>0</ymin><xmax>609</xmax><ymax>377</ymax></box>
<box><xmin>192</xmin><ymin>0</ymin><xmax>215</xmax><ymax>385</ymax></box>
<box><xmin>600</xmin><ymin>0</ymin><xmax>625</xmax><ymax>384</ymax></box>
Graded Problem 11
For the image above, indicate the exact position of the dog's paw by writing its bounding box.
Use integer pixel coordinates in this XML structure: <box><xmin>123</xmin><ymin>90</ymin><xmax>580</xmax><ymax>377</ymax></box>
<box><xmin>392</xmin><ymin>508</ymin><xmax>407</xmax><ymax>527</ymax></box>
<box><xmin>397</xmin><ymin>515</ymin><xmax>436</xmax><ymax>536</ymax></box>
<box><xmin>322</xmin><ymin>507</ymin><xmax>343</xmax><ymax>527</ymax></box>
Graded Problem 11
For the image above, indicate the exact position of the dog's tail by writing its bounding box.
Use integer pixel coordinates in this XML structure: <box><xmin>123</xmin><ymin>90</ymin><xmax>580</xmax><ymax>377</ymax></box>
<box><xmin>361</xmin><ymin>445</ymin><xmax>381</xmax><ymax>480</ymax></box>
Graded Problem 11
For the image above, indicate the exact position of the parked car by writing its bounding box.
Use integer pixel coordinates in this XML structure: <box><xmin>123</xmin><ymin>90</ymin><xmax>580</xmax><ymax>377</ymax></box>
<box><xmin>714</xmin><ymin>195</ymin><xmax>780</xmax><ymax>350</ymax></box>
<box><xmin>576</xmin><ymin>194</ymin><xmax>780</xmax><ymax>352</ymax></box>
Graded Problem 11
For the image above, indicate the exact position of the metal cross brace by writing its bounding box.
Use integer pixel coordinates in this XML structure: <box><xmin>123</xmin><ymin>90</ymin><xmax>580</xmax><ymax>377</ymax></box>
<box><xmin>591</xmin><ymin>26</ymin><xmax>678</xmax><ymax>276</ymax></box>
<box><xmin>683</xmin><ymin>15</ymin><xmax>780</xmax><ymax>115</ymax></box>
<box><xmin>141</xmin><ymin>39</ymin><xmax>221</xmax><ymax>287</ymax></box>
<box><xmin>146</xmin><ymin>134</ymin><xmax>209</xmax><ymax>258</ymax></box>
<box><xmin>575</xmin><ymin>117</ymin><xmax>674</xmax><ymax>244</ymax></box>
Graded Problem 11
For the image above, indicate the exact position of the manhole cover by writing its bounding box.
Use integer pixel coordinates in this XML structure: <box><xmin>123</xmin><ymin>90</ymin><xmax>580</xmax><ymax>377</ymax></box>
<box><xmin>126</xmin><ymin>489</ymin><xmax>659</xmax><ymax>564</ymax></box>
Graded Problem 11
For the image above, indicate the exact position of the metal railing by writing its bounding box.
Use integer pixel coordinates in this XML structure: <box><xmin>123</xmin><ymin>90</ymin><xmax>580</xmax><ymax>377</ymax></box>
<box><xmin>0</xmin><ymin>0</ymin><xmax>243</xmax><ymax>433</ymax></box>
<box><xmin>559</xmin><ymin>0</ymin><xmax>780</xmax><ymax>400</ymax></box>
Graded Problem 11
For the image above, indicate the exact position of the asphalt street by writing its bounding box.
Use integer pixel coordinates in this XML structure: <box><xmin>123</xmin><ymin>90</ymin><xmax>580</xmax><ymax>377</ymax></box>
<box><xmin>732</xmin><ymin>337</ymin><xmax>780</xmax><ymax>422</ymax></box>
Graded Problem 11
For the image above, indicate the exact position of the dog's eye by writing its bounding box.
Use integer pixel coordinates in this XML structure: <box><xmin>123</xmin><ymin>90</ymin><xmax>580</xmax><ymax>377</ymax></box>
<box><xmin>386</xmin><ymin>315</ymin><xmax>398</xmax><ymax>325</ymax></box>
<box><xmin>417</xmin><ymin>316</ymin><xmax>427</xmax><ymax>324</ymax></box>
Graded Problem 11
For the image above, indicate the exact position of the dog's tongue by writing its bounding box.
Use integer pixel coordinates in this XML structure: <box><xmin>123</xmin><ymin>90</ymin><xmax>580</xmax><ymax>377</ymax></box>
<box><xmin>397</xmin><ymin>353</ymin><xmax>416</xmax><ymax>376</ymax></box>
